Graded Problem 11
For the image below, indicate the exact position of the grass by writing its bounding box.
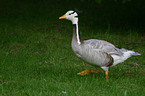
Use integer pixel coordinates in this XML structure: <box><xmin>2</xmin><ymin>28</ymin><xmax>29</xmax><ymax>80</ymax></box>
<box><xmin>0</xmin><ymin>0</ymin><xmax>145</xmax><ymax>96</ymax></box>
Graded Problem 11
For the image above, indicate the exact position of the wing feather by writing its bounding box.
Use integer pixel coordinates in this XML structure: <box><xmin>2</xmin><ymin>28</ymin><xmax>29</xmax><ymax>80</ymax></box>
<box><xmin>83</xmin><ymin>39</ymin><xmax>123</xmax><ymax>56</ymax></box>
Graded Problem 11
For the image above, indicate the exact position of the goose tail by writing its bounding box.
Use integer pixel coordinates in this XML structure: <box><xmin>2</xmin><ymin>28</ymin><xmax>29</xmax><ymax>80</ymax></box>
<box><xmin>127</xmin><ymin>50</ymin><xmax>141</xmax><ymax>56</ymax></box>
<box><xmin>120</xmin><ymin>48</ymin><xmax>141</xmax><ymax>56</ymax></box>
<box><xmin>131</xmin><ymin>52</ymin><xmax>141</xmax><ymax>56</ymax></box>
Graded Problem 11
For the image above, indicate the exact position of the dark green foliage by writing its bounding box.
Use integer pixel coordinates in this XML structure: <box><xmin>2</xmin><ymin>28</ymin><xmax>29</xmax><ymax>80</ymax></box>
<box><xmin>80</xmin><ymin>0</ymin><xmax>132</xmax><ymax>4</ymax></box>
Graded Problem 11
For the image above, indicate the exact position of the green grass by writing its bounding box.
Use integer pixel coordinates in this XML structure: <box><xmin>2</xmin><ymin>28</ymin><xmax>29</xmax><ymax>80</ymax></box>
<box><xmin>0</xmin><ymin>0</ymin><xmax>145</xmax><ymax>96</ymax></box>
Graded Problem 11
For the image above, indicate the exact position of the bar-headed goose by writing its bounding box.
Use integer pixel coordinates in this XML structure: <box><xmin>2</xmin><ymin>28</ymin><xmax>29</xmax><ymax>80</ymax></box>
<box><xmin>59</xmin><ymin>10</ymin><xmax>141</xmax><ymax>79</ymax></box>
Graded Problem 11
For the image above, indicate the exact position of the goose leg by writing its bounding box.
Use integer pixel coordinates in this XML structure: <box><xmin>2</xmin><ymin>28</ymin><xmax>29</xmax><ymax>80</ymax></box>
<box><xmin>105</xmin><ymin>71</ymin><xmax>109</xmax><ymax>80</ymax></box>
<box><xmin>77</xmin><ymin>69</ymin><xmax>89</xmax><ymax>75</ymax></box>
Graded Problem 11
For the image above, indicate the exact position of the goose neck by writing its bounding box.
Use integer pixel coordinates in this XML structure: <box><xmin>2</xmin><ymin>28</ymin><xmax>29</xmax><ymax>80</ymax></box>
<box><xmin>73</xmin><ymin>24</ymin><xmax>81</xmax><ymax>45</ymax></box>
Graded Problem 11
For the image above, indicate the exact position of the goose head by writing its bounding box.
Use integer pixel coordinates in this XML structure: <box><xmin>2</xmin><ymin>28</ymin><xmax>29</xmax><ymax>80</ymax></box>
<box><xmin>59</xmin><ymin>10</ymin><xmax>78</xmax><ymax>24</ymax></box>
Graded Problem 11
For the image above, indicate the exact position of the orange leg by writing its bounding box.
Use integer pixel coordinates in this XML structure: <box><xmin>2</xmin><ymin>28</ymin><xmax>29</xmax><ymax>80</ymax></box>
<box><xmin>105</xmin><ymin>71</ymin><xmax>109</xmax><ymax>80</ymax></box>
<box><xmin>77</xmin><ymin>69</ymin><xmax>90</xmax><ymax>76</ymax></box>
<box><xmin>91</xmin><ymin>70</ymin><xmax>99</xmax><ymax>73</ymax></box>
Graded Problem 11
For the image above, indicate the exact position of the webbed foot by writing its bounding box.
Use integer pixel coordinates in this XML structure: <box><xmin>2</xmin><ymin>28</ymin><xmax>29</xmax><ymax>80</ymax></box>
<box><xmin>77</xmin><ymin>69</ymin><xmax>90</xmax><ymax>75</ymax></box>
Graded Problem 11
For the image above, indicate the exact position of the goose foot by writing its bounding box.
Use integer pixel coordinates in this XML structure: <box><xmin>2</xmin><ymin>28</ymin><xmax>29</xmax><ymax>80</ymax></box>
<box><xmin>91</xmin><ymin>70</ymin><xmax>99</xmax><ymax>73</ymax></box>
<box><xmin>77</xmin><ymin>69</ymin><xmax>100</xmax><ymax>76</ymax></box>
<box><xmin>77</xmin><ymin>69</ymin><xmax>89</xmax><ymax>76</ymax></box>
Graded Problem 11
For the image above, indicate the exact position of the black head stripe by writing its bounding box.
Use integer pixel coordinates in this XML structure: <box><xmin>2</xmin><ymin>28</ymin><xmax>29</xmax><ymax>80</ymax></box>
<box><xmin>69</xmin><ymin>11</ymin><xmax>76</xmax><ymax>15</ymax></box>
<box><xmin>72</xmin><ymin>11</ymin><xmax>75</xmax><ymax>14</ymax></box>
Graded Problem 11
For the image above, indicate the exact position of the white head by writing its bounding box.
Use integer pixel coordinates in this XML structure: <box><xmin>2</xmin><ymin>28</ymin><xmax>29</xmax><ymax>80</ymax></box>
<box><xmin>59</xmin><ymin>10</ymin><xmax>78</xmax><ymax>24</ymax></box>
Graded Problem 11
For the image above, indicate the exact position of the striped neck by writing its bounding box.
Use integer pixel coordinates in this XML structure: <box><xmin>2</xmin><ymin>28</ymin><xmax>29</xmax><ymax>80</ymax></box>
<box><xmin>73</xmin><ymin>24</ymin><xmax>81</xmax><ymax>45</ymax></box>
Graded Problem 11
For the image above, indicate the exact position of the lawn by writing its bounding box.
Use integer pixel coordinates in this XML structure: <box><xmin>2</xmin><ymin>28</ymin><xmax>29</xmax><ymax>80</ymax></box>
<box><xmin>0</xmin><ymin>0</ymin><xmax>145</xmax><ymax>96</ymax></box>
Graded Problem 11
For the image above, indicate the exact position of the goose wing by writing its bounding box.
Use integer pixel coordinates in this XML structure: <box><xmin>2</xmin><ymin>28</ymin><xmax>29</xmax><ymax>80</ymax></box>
<box><xmin>83</xmin><ymin>39</ymin><xmax>123</xmax><ymax>56</ymax></box>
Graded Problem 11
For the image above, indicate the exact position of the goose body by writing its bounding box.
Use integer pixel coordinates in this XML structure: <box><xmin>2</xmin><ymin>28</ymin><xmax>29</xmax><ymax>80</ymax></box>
<box><xmin>59</xmin><ymin>10</ymin><xmax>141</xmax><ymax>79</ymax></box>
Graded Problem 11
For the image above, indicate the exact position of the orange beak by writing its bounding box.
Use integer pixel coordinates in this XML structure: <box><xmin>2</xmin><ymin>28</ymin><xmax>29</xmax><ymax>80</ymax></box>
<box><xmin>59</xmin><ymin>14</ymin><xmax>66</xmax><ymax>19</ymax></box>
